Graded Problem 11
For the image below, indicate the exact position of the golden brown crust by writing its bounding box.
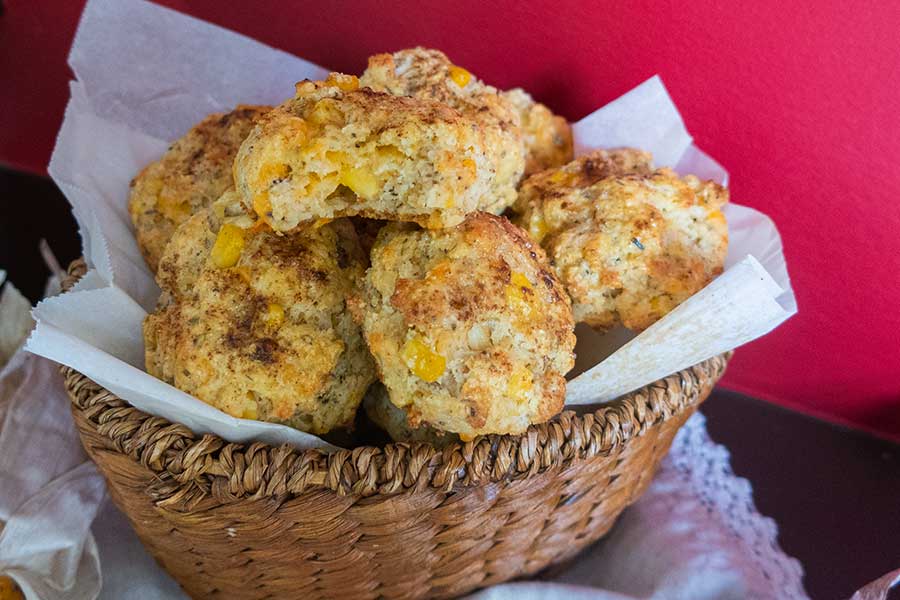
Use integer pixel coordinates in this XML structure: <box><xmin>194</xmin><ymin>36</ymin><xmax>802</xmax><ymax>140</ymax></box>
<box><xmin>360</xmin><ymin>48</ymin><xmax>525</xmax><ymax>214</ymax></box>
<box><xmin>234</xmin><ymin>73</ymin><xmax>496</xmax><ymax>231</ymax></box>
<box><xmin>512</xmin><ymin>148</ymin><xmax>655</xmax><ymax>243</ymax></box>
<box><xmin>511</xmin><ymin>150</ymin><xmax>728</xmax><ymax>331</ymax></box>
<box><xmin>145</xmin><ymin>198</ymin><xmax>375</xmax><ymax>435</ymax></box>
<box><xmin>504</xmin><ymin>88</ymin><xmax>573</xmax><ymax>176</ymax></box>
<box><xmin>128</xmin><ymin>105</ymin><xmax>271</xmax><ymax>272</ymax></box>
<box><xmin>359</xmin><ymin>212</ymin><xmax>575</xmax><ymax>438</ymax></box>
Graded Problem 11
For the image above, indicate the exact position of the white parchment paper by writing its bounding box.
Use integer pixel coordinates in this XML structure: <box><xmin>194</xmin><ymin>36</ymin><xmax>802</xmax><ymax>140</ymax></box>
<box><xmin>26</xmin><ymin>0</ymin><xmax>796</xmax><ymax>449</ymax></box>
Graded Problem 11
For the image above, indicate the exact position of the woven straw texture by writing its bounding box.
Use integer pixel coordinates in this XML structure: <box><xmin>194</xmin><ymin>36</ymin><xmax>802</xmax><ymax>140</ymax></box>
<box><xmin>61</xmin><ymin>259</ymin><xmax>729</xmax><ymax>599</ymax></box>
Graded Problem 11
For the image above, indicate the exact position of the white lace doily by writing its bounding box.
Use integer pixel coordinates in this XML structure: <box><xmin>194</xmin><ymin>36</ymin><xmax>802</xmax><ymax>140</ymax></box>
<box><xmin>664</xmin><ymin>413</ymin><xmax>808</xmax><ymax>599</ymax></box>
<box><xmin>482</xmin><ymin>412</ymin><xmax>811</xmax><ymax>600</ymax></box>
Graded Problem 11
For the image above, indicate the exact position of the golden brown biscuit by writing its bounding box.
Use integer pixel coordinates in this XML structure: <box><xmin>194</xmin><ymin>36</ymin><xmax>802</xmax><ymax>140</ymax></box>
<box><xmin>144</xmin><ymin>195</ymin><xmax>375</xmax><ymax>435</ymax></box>
<box><xmin>512</xmin><ymin>148</ymin><xmax>654</xmax><ymax>243</ymax></box>
<box><xmin>234</xmin><ymin>73</ymin><xmax>495</xmax><ymax>231</ymax></box>
<box><xmin>511</xmin><ymin>150</ymin><xmax>728</xmax><ymax>331</ymax></box>
<box><xmin>128</xmin><ymin>105</ymin><xmax>270</xmax><ymax>272</ymax></box>
<box><xmin>357</xmin><ymin>212</ymin><xmax>575</xmax><ymax>439</ymax></box>
<box><xmin>360</xmin><ymin>47</ymin><xmax>525</xmax><ymax>214</ymax></box>
<box><xmin>504</xmin><ymin>88</ymin><xmax>573</xmax><ymax>176</ymax></box>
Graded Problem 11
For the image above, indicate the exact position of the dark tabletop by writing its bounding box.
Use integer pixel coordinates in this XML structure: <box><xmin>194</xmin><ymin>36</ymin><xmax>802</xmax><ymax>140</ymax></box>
<box><xmin>703</xmin><ymin>391</ymin><xmax>899</xmax><ymax>599</ymax></box>
<box><xmin>1</xmin><ymin>167</ymin><xmax>898</xmax><ymax>600</ymax></box>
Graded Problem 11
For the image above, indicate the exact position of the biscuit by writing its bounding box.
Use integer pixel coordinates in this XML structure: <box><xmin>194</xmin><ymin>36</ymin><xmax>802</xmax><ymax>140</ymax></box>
<box><xmin>512</xmin><ymin>150</ymin><xmax>728</xmax><ymax>331</ymax></box>
<box><xmin>504</xmin><ymin>88</ymin><xmax>573</xmax><ymax>176</ymax></box>
<box><xmin>361</xmin><ymin>47</ymin><xmax>525</xmax><ymax>214</ymax></box>
<box><xmin>144</xmin><ymin>195</ymin><xmax>375</xmax><ymax>435</ymax></box>
<box><xmin>512</xmin><ymin>148</ymin><xmax>654</xmax><ymax>243</ymax></box>
<box><xmin>128</xmin><ymin>105</ymin><xmax>270</xmax><ymax>272</ymax></box>
<box><xmin>234</xmin><ymin>73</ymin><xmax>495</xmax><ymax>230</ymax></box>
<box><xmin>362</xmin><ymin>383</ymin><xmax>458</xmax><ymax>447</ymax></box>
<box><xmin>358</xmin><ymin>212</ymin><xmax>575</xmax><ymax>438</ymax></box>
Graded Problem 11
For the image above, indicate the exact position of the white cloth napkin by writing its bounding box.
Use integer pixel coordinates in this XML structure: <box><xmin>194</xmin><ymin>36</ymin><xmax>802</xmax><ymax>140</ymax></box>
<box><xmin>0</xmin><ymin>352</ymin><xmax>105</xmax><ymax>600</ymax></box>
<box><xmin>0</xmin><ymin>346</ymin><xmax>809</xmax><ymax>599</ymax></box>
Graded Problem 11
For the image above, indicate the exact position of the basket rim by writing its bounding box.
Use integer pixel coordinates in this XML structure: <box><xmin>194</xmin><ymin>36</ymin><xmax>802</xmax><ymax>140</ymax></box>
<box><xmin>60</xmin><ymin>259</ymin><xmax>729</xmax><ymax>501</ymax></box>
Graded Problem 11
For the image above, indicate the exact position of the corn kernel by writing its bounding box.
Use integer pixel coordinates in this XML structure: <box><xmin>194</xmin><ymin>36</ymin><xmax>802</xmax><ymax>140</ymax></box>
<box><xmin>461</xmin><ymin>158</ymin><xmax>477</xmax><ymax>175</ymax></box>
<box><xmin>263</xmin><ymin>302</ymin><xmax>285</xmax><ymax>329</ymax></box>
<box><xmin>548</xmin><ymin>170</ymin><xmax>573</xmax><ymax>185</ymax></box>
<box><xmin>448</xmin><ymin>65</ymin><xmax>472</xmax><ymax>88</ymax></box>
<box><xmin>326</xmin><ymin>73</ymin><xmax>360</xmax><ymax>92</ymax></box>
<box><xmin>402</xmin><ymin>334</ymin><xmax>446</xmax><ymax>382</ymax></box>
<box><xmin>210</xmin><ymin>223</ymin><xmax>246</xmax><ymax>268</ymax></box>
<box><xmin>241</xmin><ymin>406</ymin><xmax>258</xmax><ymax>420</ymax></box>
<box><xmin>708</xmin><ymin>209</ymin><xmax>726</xmax><ymax>225</ymax></box>
<box><xmin>253</xmin><ymin>193</ymin><xmax>271</xmax><ymax>214</ymax></box>
<box><xmin>313</xmin><ymin>218</ymin><xmax>333</xmax><ymax>229</ymax></box>
<box><xmin>507</xmin><ymin>365</ymin><xmax>534</xmax><ymax>404</ymax></box>
<box><xmin>157</xmin><ymin>191</ymin><xmax>191</xmax><ymax>222</ymax></box>
<box><xmin>340</xmin><ymin>167</ymin><xmax>378</xmax><ymax>198</ymax></box>
<box><xmin>0</xmin><ymin>577</ymin><xmax>24</xmax><ymax>600</ymax></box>
<box><xmin>259</xmin><ymin>163</ymin><xmax>291</xmax><ymax>187</ymax></box>
<box><xmin>527</xmin><ymin>213</ymin><xmax>549</xmax><ymax>243</ymax></box>
<box><xmin>510</xmin><ymin>271</ymin><xmax>532</xmax><ymax>289</ymax></box>
<box><xmin>506</xmin><ymin>271</ymin><xmax>534</xmax><ymax>315</ymax></box>
<box><xmin>459</xmin><ymin>432</ymin><xmax>475</xmax><ymax>442</ymax></box>
<box><xmin>325</xmin><ymin>150</ymin><xmax>348</xmax><ymax>163</ymax></box>
<box><xmin>376</xmin><ymin>145</ymin><xmax>405</xmax><ymax>161</ymax></box>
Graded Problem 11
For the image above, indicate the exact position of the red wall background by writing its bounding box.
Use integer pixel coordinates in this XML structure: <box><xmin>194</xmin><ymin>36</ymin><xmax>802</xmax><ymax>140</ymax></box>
<box><xmin>2</xmin><ymin>1</ymin><xmax>899</xmax><ymax>439</ymax></box>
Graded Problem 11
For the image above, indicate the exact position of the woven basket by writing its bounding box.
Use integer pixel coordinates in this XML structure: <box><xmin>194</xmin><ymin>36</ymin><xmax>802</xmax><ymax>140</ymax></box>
<box><xmin>60</xmin><ymin>259</ymin><xmax>729</xmax><ymax>599</ymax></box>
